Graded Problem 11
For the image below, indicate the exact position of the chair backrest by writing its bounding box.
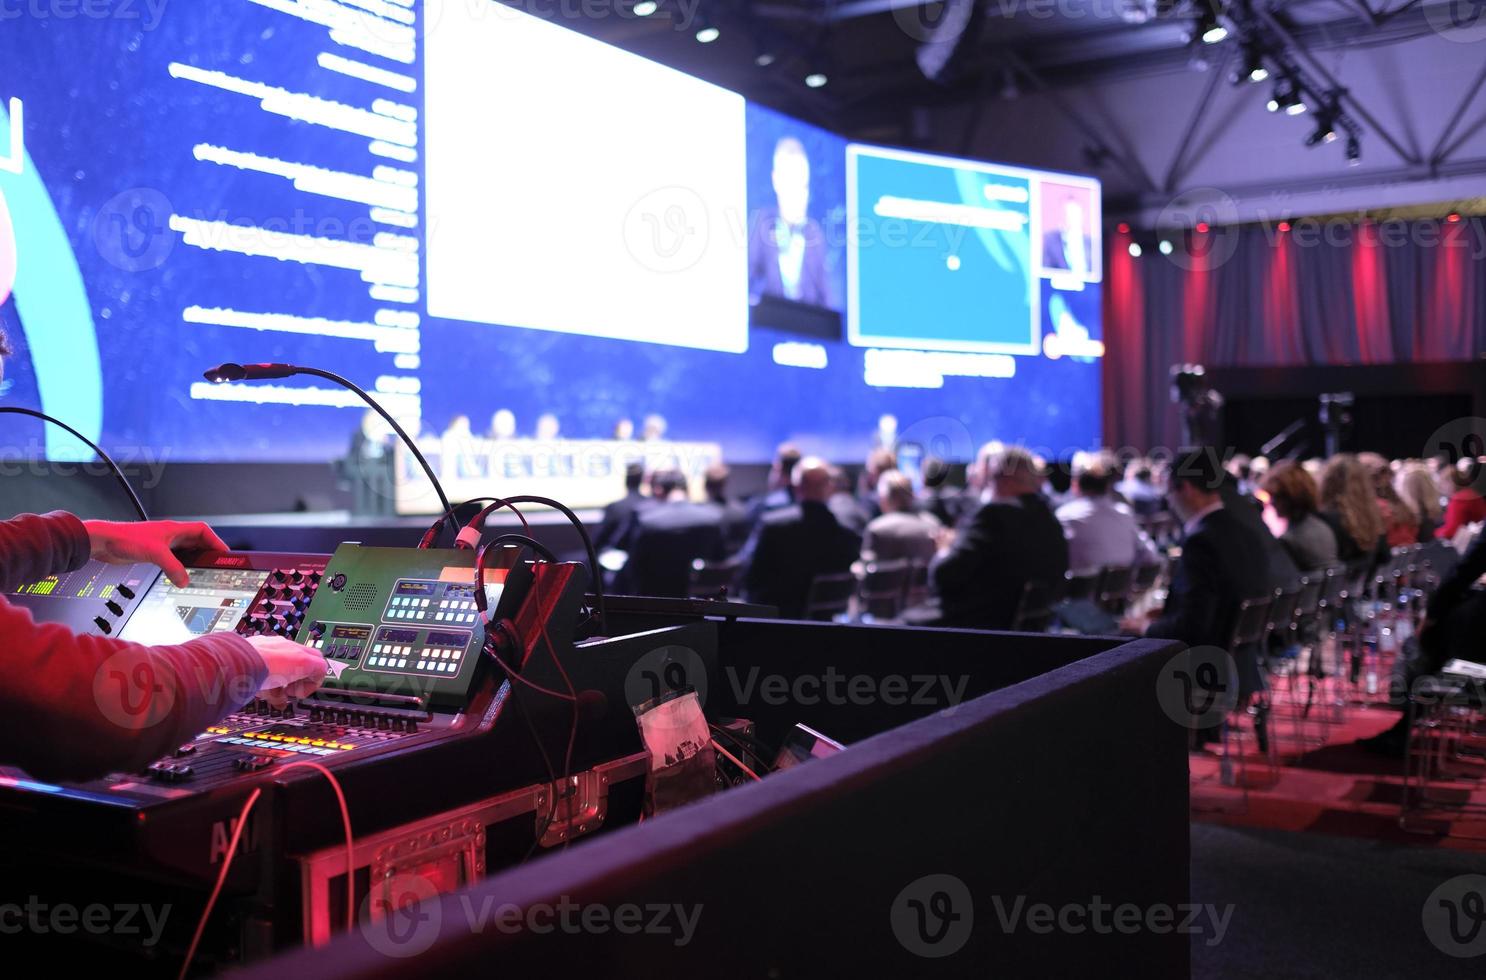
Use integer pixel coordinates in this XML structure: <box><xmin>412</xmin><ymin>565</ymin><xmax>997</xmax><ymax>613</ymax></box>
<box><xmin>1063</xmin><ymin>568</ymin><xmax>1101</xmax><ymax>602</ymax></box>
<box><xmin>802</xmin><ymin>571</ymin><xmax>857</xmax><ymax>621</ymax></box>
<box><xmin>1265</xmin><ymin>587</ymin><xmax>1301</xmax><ymax>638</ymax></box>
<box><xmin>1096</xmin><ymin>565</ymin><xmax>1134</xmax><ymax>611</ymax></box>
<box><xmin>1228</xmin><ymin>595</ymin><xmax>1272</xmax><ymax>650</ymax></box>
<box><xmin>858</xmin><ymin>559</ymin><xmax>911</xmax><ymax>621</ymax></box>
<box><xmin>901</xmin><ymin>559</ymin><xmax>931</xmax><ymax>609</ymax></box>
<box><xmin>1130</xmin><ymin>560</ymin><xmax>1162</xmax><ymax>595</ymax></box>
<box><xmin>1011</xmin><ymin>579</ymin><xmax>1059</xmax><ymax>633</ymax></box>
<box><xmin>688</xmin><ymin>557</ymin><xmax>742</xmax><ymax>600</ymax></box>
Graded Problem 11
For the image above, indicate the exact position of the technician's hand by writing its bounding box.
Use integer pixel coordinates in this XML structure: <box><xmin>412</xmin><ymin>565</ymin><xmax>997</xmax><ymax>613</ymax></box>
<box><xmin>83</xmin><ymin>519</ymin><xmax>229</xmax><ymax>587</ymax></box>
<box><xmin>246</xmin><ymin>635</ymin><xmax>328</xmax><ymax>708</ymax></box>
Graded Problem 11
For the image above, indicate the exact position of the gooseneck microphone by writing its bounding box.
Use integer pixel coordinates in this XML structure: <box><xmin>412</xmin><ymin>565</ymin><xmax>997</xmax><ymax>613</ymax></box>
<box><xmin>0</xmin><ymin>406</ymin><xmax>149</xmax><ymax>520</ymax></box>
<box><xmin>203</xmin><ymin>362</ymin><xmax>453</xmax><ymax>528</ymax></box>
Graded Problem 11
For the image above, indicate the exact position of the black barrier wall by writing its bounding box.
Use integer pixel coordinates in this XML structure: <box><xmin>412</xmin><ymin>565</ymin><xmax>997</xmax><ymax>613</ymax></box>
<box><xmin>241</xmin><ymin>631</ymin><xmax>1189</xmax><ymax>978</ymax></box>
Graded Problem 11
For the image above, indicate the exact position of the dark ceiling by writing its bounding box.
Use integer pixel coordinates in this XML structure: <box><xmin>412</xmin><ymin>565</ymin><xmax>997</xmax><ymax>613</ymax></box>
<box><xmin>554</xmin><ymin>0</ymin><xmax>1443</xmax><ymax>144</ymax></box>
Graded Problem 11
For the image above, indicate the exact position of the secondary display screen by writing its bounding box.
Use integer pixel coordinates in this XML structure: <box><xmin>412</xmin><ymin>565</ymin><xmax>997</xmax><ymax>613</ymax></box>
<box><xmin>0</xmin><ymin>1</ymin><xmax>1101</xmax><ymax>471</ymax></box>
<box><xmin>117</xmin><ymin>567</ymin><xmax>268</xmax><ymax>644</ymax></box>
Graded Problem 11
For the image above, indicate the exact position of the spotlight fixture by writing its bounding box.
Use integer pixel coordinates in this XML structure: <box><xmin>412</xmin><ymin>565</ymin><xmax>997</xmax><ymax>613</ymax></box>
<box><xmin>1267</xmin><ymin>75</ymin><xmax>1304</xmax><ymax>115</ymax></box>
<box><xmin>1197</xmin><ymin>5</ymin><xmax>1228</xmax><ymax>44</ymax></box>
<box><xmin>805</xmin><ymin>72</ymin><xmax>828</xmax><ymax>88</ymax></box>
<box><xmin>1230</xmin><ymin>42</ymin><xmax>1268</xmax><ymax>84</ymax></box>
<box><xmin>1304</xmin><ymin>94</ymin><xmax>1339</xmax><ymax>146</ymax></box>
<box><xmin>632</xmin><ymin>0</ymin><xmax>658</xmax><ymax>14</ymax></box>
<box><xmin>1346</xmin><ymin>136</ymin><xmax>1361</xmax><ymax>166</ymax></box>
<box><xmin>1117</xmin><ymin>222</ymin><xmax>1131</xmax><ymax>234</ymax></box>
<box><xmin>1128</xmin><ymin>242</ymin><xmax>1143</xmax><ymax>257</ymax></box>
<box><xmin>1159</xmin><ymin>239</ymin><xmax>1174</xmax><ymax>255</ymax></box>
<box><xmin>755</xmin><ymin>52</ymin><xmax>776</xmax><ymax>67</ymax></box>
<box><xmin>696</xmin><ymin>25</ymin><xmax>720</xmax><ymax>43</ymax></box>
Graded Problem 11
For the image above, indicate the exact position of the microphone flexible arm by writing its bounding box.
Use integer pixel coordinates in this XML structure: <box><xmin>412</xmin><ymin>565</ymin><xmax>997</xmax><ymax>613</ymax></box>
<box><xmin>0</xmin><ymin>406</ymin><xmax>149</xmax><ymax>520</ymax></box>
<box><xmin>203</xmin><ymin>363</ymin><xmax>453</xmax><ymax>531</ymax></box>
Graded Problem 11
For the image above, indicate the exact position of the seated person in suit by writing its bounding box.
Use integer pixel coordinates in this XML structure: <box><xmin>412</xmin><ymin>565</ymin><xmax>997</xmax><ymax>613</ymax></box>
<box><xmin>862</xmin><ymin>471</ymin><xmax>940</xmax><ymax>565</ymax></box>
<box><xmin>827</xmin><ymin>465</ymin><xmax>869</xmax><ymax>535</ymax></box>
<box><xmin>593</xmin><ymin>462</ymin><xmax>653</xmax><ymax>553</ymax></box>
<box><xmin>742</xmin><ymin>457</ymin><xmax>862</xmax><ymax>618</ymax></box>
<box><xmin>704</xmin><ymin>463</ymin><xmax>753</xmax><ymax>553</ymax></box>
<box><xmin>1127</xmin><ymin>449</ymin><xmax>1271</xmax><ymax>743</ymax></box>
<box><xmin>1260</xmin><ymin>462</ymin><xmax>1339</xmax><ymax>574</ymax></box>
<box><xmin>856</xmin><ymin>447</ymin><xmax>898</xmax><ymax>522</ymax></box>
<box><xmin>1057</xmin><ymin>450</ymin><xmax>1160</xmax><ymax>573</ymax></box>
<box><xmin>918</xmin><ymin>444</ymin><xmax>1069</xmax><ymax>630</ymax></box>
<box><xmin>617</xmin><ymin>470</ymin><xmax>727</xmax><ymax>598</ymax></box>
<box><xmin>749</xmin><ymin>443</ymin><xmax>802</xmax><ymax>523</ymax></box>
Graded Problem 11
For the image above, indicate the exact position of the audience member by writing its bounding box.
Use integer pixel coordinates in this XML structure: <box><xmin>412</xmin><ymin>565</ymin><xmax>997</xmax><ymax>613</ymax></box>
<box><xmin>1133</xmin><ymin>449</ymin><xmax>1272</xmax><ymax>740</ymax></box>
<box><xmin>857</xmin><ymin>447</ymin><xmax>898</xmax><ymax>521</ymax></box>
<box><xmin>827</xmin><ymin>465</ymin><xmax>870</xmax><ymax>534</ymax></box>
<box><xmin>1318</xmin><ymin>454</ymin><xmax>1387</xmax><ymax>565</ymax></box>
<box><xmin>704</xmin><ymin>463</ymin><xmax>752</xmax><ymax>552</ymax></box>
<box><xmin>752</xmin><ymin>443</ymin><xmax>802</xmax><ymax>518</ymax></box>
<box><xmin>862</xmin><ymin>471</ymin><xmax>941</xmax><ymax>564</ymax></box>
<box><xmin>594</xmin><ymin>462</ymin><xmax>654</xmax><ymax>553</ymax></box>
<box><xmin>618</xmin><ymin>469</ymin><xmax>727</xmax><ymax>598</ymax></box>
<box><xmin>1359</xmin><ymin>452</ymin><xmax>1419</xmax><ymax>548</ymax></box>
<box><xmin>742</xmin><ymin>457</ymin><xmax>862</xmax><ymax>618</ymax></box>
<box><xmin>1057</xmin><ymin>450</ymin><xmax>1160</xmax><ymax>572</ymax></box>
<box><xmin>1434</xmin><ymin>457</ymin><xmax>1486</xmax><ymax>541</ymax></box>
<box><xmin>916</xmin><ymin>444</ymin><xmax>1068</xmax><ymax>629</ymax></box>
<box><xmin>1114</xmin><ymin>459</ymin><xmax>1164</xmax><ymax>517</ymax></box>
<box><xmin>1260</xmin><ymin>462</ymin><xmax>1339</xmax><ymax>573</ymax></box>
<box><xmin>1394</xmin><ymin>462</ymin><xmax>1444</xmax><ymax>543</ymax></box>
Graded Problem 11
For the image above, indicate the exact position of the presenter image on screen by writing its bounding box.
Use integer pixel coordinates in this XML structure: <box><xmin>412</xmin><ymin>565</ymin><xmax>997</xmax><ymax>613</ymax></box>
<box><xmin>1039</xmin><ymin>182</ymin><xmax>1097</xmax><ymax>279</ymax></box>
<box><xmin>749</xmin><ymin>137</ymin><xmax>832</xmax><ymax>308</ymax></box>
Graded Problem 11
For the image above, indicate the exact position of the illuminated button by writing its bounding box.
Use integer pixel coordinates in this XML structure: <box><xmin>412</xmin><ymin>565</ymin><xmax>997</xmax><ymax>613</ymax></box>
<box><xmin>417</xmin><ymin>660</ymin><xmax>427</xmax><ymax>670</ymax></box>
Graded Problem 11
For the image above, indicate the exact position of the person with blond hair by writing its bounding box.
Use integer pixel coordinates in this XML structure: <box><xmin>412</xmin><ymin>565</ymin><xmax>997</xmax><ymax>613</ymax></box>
<box><xmin>1393</xmin><ymin>463</ymin><xmax>1444</xmax><ymax>543</ymax></box>
<box><xmin>1358</xmin><ymin>452</ymin><xmax>1418</xmax><ymax>549</ymax></box>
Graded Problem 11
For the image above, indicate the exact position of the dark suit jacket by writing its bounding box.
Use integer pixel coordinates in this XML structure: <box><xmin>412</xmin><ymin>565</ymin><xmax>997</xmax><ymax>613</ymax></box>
<box><xmin>743</xmin><ymin>501</ymin><xmax>862</xmax><ymax>619</ymax></box>
<box><xmin>1148</xmin><ymin>507</ymin><xmax>1271</xmax><ymax>651</ymax></box>
<box><xmin>748</xmin><ymin>207</ymin><xmax>831</xmax><ymax>307</ymax></box>
<box><xmin>931</xmin><ymin>493</ymin><xmax>1069</xmax><ymax>629</ymax></box>
<box><xmin>594</xmin><ymin>491</ymin><xmax>654</xmax><ymax>553</ymax></box>
<box><xmin>619</xmin><ymin>502</ymin><xmax>728</xmax><ymax>598</ymax></box>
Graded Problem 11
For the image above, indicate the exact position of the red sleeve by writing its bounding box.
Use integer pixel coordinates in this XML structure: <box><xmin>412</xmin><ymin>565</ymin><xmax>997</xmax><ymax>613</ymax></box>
<box><xmin>0</xmin><ymin>513</ymin><xmax>268</xmax><ymax>782</ymax></box>
<box><xmin>0</xmin><ymin>510</ymin><xmax>92</xmax><ymax>592</ymax></box>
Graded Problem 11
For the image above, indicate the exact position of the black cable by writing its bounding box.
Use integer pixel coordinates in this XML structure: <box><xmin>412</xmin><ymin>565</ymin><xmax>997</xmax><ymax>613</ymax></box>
<box><xmin>0</xmin><ymin>406</ymin><xmax>148</xmax><ymax>520</ymax></box>
<box><xmin>286</xmin><ymin>366</ymin><xmax>453</xmax><ymax>530</ymax></box>
<box><xmin>418</xmin><ymin>496</ymin><xmax>530</xmax><ymax>548</ymax></box>
<box><xmin>510</xmin><ymin>683</ymin><xmax>559</xmax><ymax>864</ymax></box>
<box><xmin>499</xmin><ymin>495</ymin><xmax>607</xmax><ymax>632</ymax></box>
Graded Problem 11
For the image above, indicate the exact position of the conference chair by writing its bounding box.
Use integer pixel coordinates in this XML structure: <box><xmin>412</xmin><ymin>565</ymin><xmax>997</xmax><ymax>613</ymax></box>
<box><xmin>1062</xmin><ymin>568</ymin><xmax>1101</xmax><ymax>603</ymax></box>
<box><xmin>689</xmin><ymin>557</ymin><xmax>743</xmax><ymax>601</ymax></box>
<box><xmin>1010</xmin><ymin>579</ymin><xmax>1061</xmax><ymax>633</ymax></box>
<box><xmin>1219</xmin><ymin>595</ymin><xmax>1280</xmax><ymax>809</ymax></box>
<box><xmin>802</xmin><ymin>572</ymin><xmax>857</xmax><ymax>622</ymax></box>
<box><xmin>857</xmin><ymin>559</ymin><xmax>911</xmax><ymax>623</ymax></box>
<box><xmin>1095</xmin><ymin>565</ymin><xmax>1134</xmax><ymax>615</ymax></box>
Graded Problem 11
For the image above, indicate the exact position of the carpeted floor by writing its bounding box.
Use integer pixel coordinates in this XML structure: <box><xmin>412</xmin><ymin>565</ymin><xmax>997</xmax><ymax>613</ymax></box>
<box><xmin>1191</xmin><ymin>823</ymin><xmax>1486</xmax><ymax>979</ymax></box>
<box><xmin>1189</xmin><ymin>699</ymin><xmax>1486</xmax><ymax>851</ymax></box>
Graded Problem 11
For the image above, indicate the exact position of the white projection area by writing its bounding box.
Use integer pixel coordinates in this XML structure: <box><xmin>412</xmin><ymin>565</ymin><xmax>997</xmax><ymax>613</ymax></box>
<box><xmin>425</xmin><ymin>2</ymin><xmax>749</xmax><ymax>353</ymax></box>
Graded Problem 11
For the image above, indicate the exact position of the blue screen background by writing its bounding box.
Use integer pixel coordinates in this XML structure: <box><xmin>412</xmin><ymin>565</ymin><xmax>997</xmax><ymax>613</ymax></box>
<box><xmin>0</xmin><ymin>5</ymin><xmax>1101</xmax><ymax>470</ymax></box>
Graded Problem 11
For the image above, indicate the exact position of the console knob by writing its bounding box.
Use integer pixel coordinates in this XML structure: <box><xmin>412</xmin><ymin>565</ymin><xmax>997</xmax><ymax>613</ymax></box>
<box><xmin>93</xmin><ymin>616</ymin><xmax>113</xmax><ymax>634</ymax></box>
<box><xmin>117</xmin><ymin>584</ymin><xmax>136</xmax><ymax>599</ymax></box>
<box><xmin>105</xmin><ymin>600</ymin><xmax>124</xmax><ymax>616</ymax></box>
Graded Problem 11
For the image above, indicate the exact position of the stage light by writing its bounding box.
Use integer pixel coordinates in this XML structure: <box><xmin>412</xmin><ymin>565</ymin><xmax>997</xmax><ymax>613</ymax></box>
<box><xmin>1197</xmin><ymin>6</ymin><xmax>1228</xmax><ymax>44</ymax></box>
<box><xmin>1159</xmin><ymin>239</ymin><xmax>1173</xmax><ymax>255</ymax></box>
<box><xmin>1117</xmin><ymin>222</ymin><xmax>1131</xmax><ymax>234</ymax></box>
<box><xmin>755</xmin><ymin>52</ymin><xmax>776</xmax><ymax>67</ymax></box>
<box><xmin>1448</xmin><ymin>212</ymin><xmax>1462</xmax><ymax>223</ymax></box>
<box><xmin>1231</xmin><ymin>43</ymin><xmax>1267</xmax><ymax>84</ymax></box>
<box><xmin>1267</xmin><ymin>76</ymin><xmax>1303</xmax><ymax>115</ymax></box>
<box><xmin>1346</xmin><ymin>135</ymin><xmax>1361</xmax><ymax>165</ymax></box>
<box><xmin>1278</xmin><ymin>220</ymin><xmax>1291</xmax><ymax>232</ymax></box>
<box><xmin>805</xmin><ymin>72</ymin><xmax>828</xmax><ymax>88</ymax></box>
<box><xmin>1305</xmin><ymin>96</ymin><xmax>1339</xmax><ymax>145</ymax></box>
<box><xmin>1196</xmin><ymin>221</ymin><xmax>1210</xmax><ymax>233</ymax></box>
<box><xmin>633</xmin><ymin>0</ymin><xmax>658</xmax><ymax>14</ymax></box>
<box><xmin>1128</xmin><ymin>242</ymin><xmax>1143</xmax><ymax>257</ymax></box>
<box><xmin>696</xmin><ymin>25</ymin><xmax>720</xmax><ymax>43</ymax></box>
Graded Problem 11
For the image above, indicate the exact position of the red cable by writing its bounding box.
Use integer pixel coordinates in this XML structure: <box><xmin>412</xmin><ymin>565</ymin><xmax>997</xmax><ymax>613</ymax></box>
<box><xmin>178</xmin><ymin>787</ymin><xmax>262</xmax><ymax>980</ymax></box>
<box><xmin>177</xmin><ymin>761</ymin><xmax>356</xmax><ymax>980</ymax></box>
